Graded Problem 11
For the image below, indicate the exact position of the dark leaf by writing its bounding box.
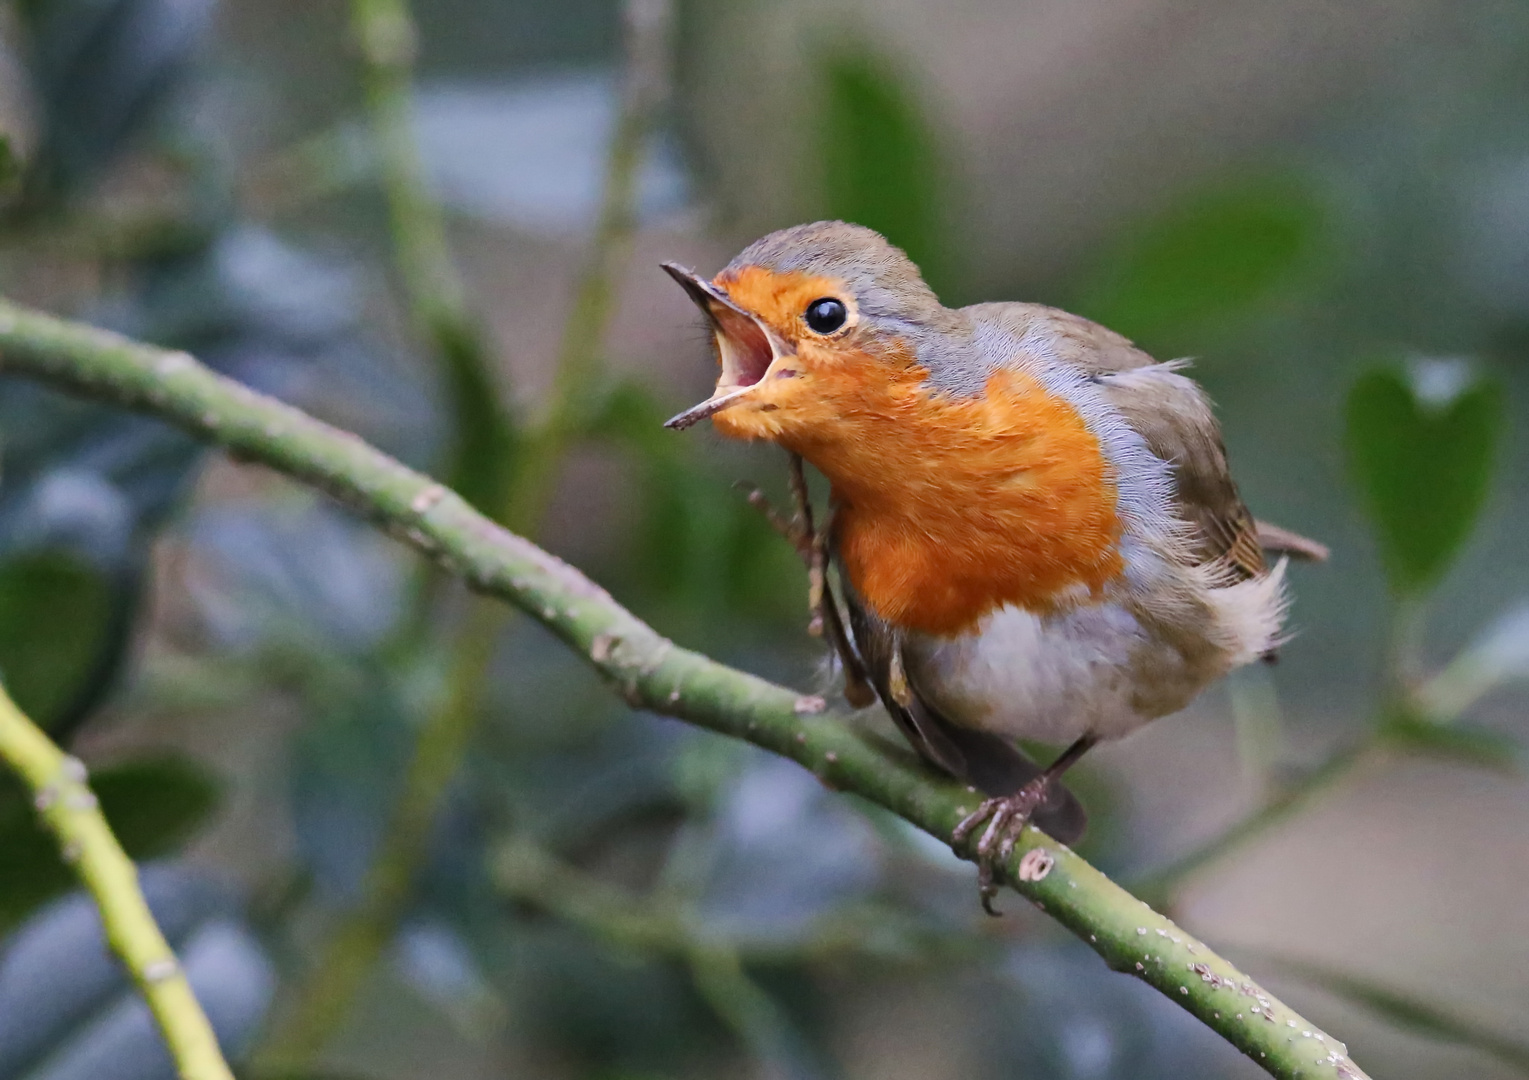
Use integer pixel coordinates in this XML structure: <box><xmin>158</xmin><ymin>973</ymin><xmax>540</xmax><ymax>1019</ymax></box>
<box><xmin>0</xmin><ymin>397</ymin><xmax>198</xmax><ymax>742</ymax></box>
<box><xmin>0</xmin><ymin>551</ymin><xmax>114</xmax><ymax>731</ymax></box>
<box><xmin>0</xmin><ymin>134</ymin><xmax>22</xmax><ymax>204</ymax></box>
<box><xmin>1345</xmin><ymin>363</ymin><xmax>1503</xmax><ymax>594</ymax></box>
<box><xmin>435</xmin><ymin>315</ymin><xmax>519</xmax><ymax>522</ymax></box>
<box><xmin>20</xmin><ymin>0</ymin><xmax>218</xmax><ymax>199</ymax></box>
<box><xmin>820</xmin><ymin>48</ymin><xmax>949</xmax><ymax>296</ymax></box>
<box><xmin>92</xmin><ymin>755</ymin><xmax>223</xmax><ymax>857</ymax></box>
<box><xmin>1078</xmin><ymin>176</ymin><xmax>1323</xmax><ymax>344</ymax></box>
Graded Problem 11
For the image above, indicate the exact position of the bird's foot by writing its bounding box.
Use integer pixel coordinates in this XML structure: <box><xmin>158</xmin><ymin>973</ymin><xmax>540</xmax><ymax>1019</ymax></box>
<box><xmin>951</xmin><ymin>779</ymin><xmax>1052</xmax><ymax>916</ymax></box>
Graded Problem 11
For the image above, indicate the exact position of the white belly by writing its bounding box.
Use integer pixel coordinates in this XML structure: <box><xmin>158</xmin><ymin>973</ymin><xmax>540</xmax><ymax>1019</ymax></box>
<box><xmin>900</xmin><ymin>601</ymin><xmax>1205</xmax><ymax>745</ymax></box>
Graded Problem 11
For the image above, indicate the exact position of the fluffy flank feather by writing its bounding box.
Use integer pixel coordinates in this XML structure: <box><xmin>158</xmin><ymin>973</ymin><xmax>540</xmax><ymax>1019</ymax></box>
<box><xmin>1205</xmin><ymin>557</ymin><xmax>1290</xmax><ymax>664</ymax></box>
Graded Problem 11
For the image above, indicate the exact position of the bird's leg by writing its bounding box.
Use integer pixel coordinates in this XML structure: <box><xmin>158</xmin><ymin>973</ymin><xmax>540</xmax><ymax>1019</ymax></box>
<box><xmin>786</xmin><ymin>453</ymin><xmax>828</xmax><ymax>638</ymax></box>
<box><xmin>786</xmin><ymin>453</ymin><xmax>876</xmax><ymax>708</ymax></box>
<box><xmin>952</xmin><ymin>734</ymin><xmax>1098</xmax><ymax>915</ymax></box>
<box><xmin>740</xmin><ymin>454</ymin><xmax>875</xmax><ymax>707</ymax></box>
<box><xmin>819</xmin><ymin>572</ymin><xmax>876</xmax><ymax>707</ymax></box>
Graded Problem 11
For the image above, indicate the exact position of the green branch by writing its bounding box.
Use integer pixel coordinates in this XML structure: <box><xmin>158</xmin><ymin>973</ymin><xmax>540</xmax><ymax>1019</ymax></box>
<box><xmin>0</xmin><ymin>298</ymin><xmax>1371</xmax><ymax>1080</ymax></box>
<box><xmin>0</xmin><ymin>681</ymin><xmax>234</xmax><ymax>1080</ymax></box>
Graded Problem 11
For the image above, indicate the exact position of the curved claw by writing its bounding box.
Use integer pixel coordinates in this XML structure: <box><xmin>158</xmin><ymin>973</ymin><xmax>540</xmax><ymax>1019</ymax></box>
<box><xmin>978</xmin><ymin>863</ymin><xmax>1001</xmax><ymax>916</ymax></box>
<box><xmin>953</xmin><ymin>796</ymin><xmax>1000</xmax><ymax>847</ymax></box>
<box><xmin>950</xmin><ymin>782</ymin><xmax>1051</xmax><ymax>917</ymax></box>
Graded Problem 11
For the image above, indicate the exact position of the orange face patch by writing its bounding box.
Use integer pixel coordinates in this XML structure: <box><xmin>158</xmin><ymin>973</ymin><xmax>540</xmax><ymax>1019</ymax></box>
<box><xmin>716</xmin><ymin>266</ymin><xmax>854</xmax><ymax>344</ymax></box>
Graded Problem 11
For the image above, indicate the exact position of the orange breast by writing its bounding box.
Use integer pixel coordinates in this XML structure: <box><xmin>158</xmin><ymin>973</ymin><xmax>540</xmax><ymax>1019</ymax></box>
<box><xmin>786</xmin><ymin>361</ymin><xmax>1124</xmax><ymax>638</ymax></box>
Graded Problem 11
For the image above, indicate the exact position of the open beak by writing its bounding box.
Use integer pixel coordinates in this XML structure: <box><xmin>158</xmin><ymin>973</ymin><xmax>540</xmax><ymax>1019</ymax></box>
<box><xmin>661</xmin><ymin>262</ymin><xmax>792</xmax><ymax>430</ymax></box>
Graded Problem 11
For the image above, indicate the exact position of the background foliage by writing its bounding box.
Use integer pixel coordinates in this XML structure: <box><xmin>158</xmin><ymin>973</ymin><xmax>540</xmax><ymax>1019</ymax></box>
<box><xmin>0</xmin><ymin>1</ymin><xmax>1527</xmax><ymax>1079</ymax></box>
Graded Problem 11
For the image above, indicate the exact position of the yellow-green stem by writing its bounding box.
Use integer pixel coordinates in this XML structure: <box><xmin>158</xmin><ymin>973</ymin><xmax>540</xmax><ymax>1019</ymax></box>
<box><xmin>0</xmin><ymin>682</ymin><xmax>235</xmax><ymax>1080</ymax></box>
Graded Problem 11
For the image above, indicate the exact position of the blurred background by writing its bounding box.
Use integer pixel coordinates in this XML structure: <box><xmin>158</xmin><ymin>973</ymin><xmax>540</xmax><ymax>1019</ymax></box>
<box><xmin>0</xmin><ymin>0</ymin><xmax>1527</xmax><ymax>1077</ymax></box>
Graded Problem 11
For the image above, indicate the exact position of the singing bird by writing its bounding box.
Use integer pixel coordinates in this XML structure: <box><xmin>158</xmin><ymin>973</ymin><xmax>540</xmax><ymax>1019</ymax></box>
<box><xmin>662</xmin><ymin>221</ymin><xmax>1323</xmax><ymax>908</ymax></box>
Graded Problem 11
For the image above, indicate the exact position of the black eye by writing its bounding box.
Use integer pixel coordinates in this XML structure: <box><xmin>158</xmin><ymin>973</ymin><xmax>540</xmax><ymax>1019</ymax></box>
<box><xmin>804</xmin><ymin>297</ymin><xmax>848</xmax><ymax>334</ymax></box>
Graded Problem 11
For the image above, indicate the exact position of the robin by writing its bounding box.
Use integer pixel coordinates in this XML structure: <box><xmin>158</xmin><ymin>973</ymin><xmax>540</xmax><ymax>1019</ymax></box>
<box><xmin>661</xmin><ymin>221</ymin><xmax>1325</xmax><ymax>910</ymax></box>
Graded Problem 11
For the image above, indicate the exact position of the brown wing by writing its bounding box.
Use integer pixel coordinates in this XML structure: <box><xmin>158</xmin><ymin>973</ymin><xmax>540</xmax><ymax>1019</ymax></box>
<box><xmin>1094</xmin><ymin>369</ymin><xmax>1266</xmax><ymax>579</ymax></box>
<box><xmin>1092</xmin><ymin>362</ymin><xmax>1334</xmax><ymax>578</ymax></box>
<box><xmin>837</xmin><ymin>576</ymin><xmax>1088</xmax><ymax>845</ymax></box>
<box><xmin>1118</xmin><ymin>373</ymin><xmax>1269</xmax><ymax>581</ymax></box>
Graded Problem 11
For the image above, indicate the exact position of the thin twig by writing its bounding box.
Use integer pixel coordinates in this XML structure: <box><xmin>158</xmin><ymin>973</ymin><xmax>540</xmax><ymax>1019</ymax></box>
<box><xmin>687</xmin><ymin>944</ymin><xmax>810</xmax><ymax>1080</ymax></box>
<box><xmin>254</xmin><ymin>599</ymin><xmax>503</xmax><ymax>1064</ymax></box>
<box><xmin>510</xmin><ymin>0</ymin><xmax>672</xmax><ymax>527</ymax></box>
<box><xmin>1131</xmin><ymin>740</ymin><xmax>1369</xmax><ymax>907</ymax></box>
<box><xmin>736</xmin><ymin>479</ymin><xmax>811</xmax><ymax>553</ymax></box>
<box><xmin>493</xmin><ymin>834</ymin><xmax>962</xmax><ymax>966</ymax></box>
<box><xmin>1247</xmin><ymin>952</ymin><xmax>1529</xmax><ymax>1074</ymax></box>
<box><xmin>0</xmin><ymin>297</ymin><xmax>1373</xmax><ymax>1080</ymax></box>
<box><xmin>255</xmin><ymin>0</ymin><xmax>672</xmax><ymax>1065</ymax></box>
<box><xmin>0</xmin><ymin>682</ymin><xmax>234</xmax><ymax>1080</ymax></box>
<box><xmin>788</xmin><ymin>452</ymin><xmax>826</xmax><ymax>637</ymax></box>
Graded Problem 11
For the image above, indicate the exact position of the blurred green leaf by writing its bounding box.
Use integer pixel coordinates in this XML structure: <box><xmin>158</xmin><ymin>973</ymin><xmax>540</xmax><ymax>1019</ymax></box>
<box><xmin>0</xmin><ymin>134</ymin><xmax>21</xmax><ymax>203</ymax></box>
<box><xmin>1381</xmin><ymin>711</ymin><xmax>1519</xmax><ymax>771</ymax></box>
<box><xmin>587</xmin><ymin>377</ymin><xmax>672</xmax><ymax>452</ymax></box>
<box><xmin>1258</xmin><ymin>954</ymin><xmax>1529</xmax><ymax>1073</ymax></box>
<box><xmin>820</xmin><ymin>48</ymin><xmax>949</xmax><ymax>295</ymax></box>
<box><xmin>18</xmin><ymin>0</ymin><xmax>217</xmax><ymax>201</ymax></box>
<box><xmin>1345</xmin><ymin>363</ymin><xmax>1503</xmax><ymax>594</ymax></box>
<box><xmin>436</xmin><ymin>318</ymin><xmax>519</xmax><ymax>521</ymax></box>
<box><xmin>0</xmin><ymin>551</ymin><xmax>114</xmax><ymax>732</ymax></box>
<box><xmin>0</xmin><ymin>754</ymin><xmax>220</xmax><ymax>930</ymax></box>
<box><xmin>590</xmin><ymin>380</ymin><xmax>805</xmax><ymax>626</ymax></box>
<box><xmin>1078</xmin><ymin>176</ymin><xmax>1323</xmax><ymax>343</ymax></box>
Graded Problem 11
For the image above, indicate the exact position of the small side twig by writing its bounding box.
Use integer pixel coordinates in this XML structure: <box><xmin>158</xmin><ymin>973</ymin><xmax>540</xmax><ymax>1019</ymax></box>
<box><xmin>1131</xmin><ymin>740</ymin><xmax>1369</xmax><ymax>906</ymax></box>
<box><xmin>0</xmin><ymin>682</ymin><xmax>234</xmax><ymax>1080</ymax></box>
<box><xmin>786</xmin><ymin>452</ymin><xmax>827</xmax><ymax>637</ymax></box>
<box><xmin>349</xmin><ymin>0</ymin><xmax>514</xmax><ymax>513</ymax></box>
<box><xmin>735</xmin><ymin>480</ymin><xmax>810</xmax><ymax>556</ymax></box>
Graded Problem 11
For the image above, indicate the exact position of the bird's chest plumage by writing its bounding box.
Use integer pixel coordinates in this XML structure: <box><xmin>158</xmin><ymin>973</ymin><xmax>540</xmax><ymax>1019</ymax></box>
<box><xmin>897</xmin><ymin>602</ymin><xmax>1202</xmax><ymax>743</ymax></box>
<box><xmin>808</xmin><ymin>367</ymin><xmax>1128</xmax><ymax>638</ymax></box>
<box><xmin>809</xmin><ymin>361</ymin><xmax>1212</xmax><ymax>744</ymax></box>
